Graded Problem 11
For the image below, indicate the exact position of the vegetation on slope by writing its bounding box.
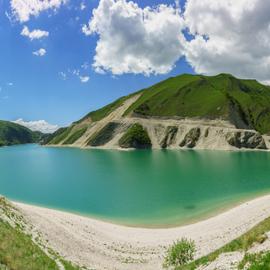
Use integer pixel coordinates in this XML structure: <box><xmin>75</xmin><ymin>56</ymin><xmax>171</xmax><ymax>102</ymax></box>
<box><xmin>0</xmin><ymin>120</ymin><xmax>43</xmax><ymax>146</ymax></box>
<box><xmin>0</xmin><ymin>198</ymin><xmax>80</xmax><ymax>270</ymax></box>
<box><xmin>44</xmin><ymin>127</ymin><xmax>71</xmax><ymax>145</ymax></box>
<box><xmin>76</xmin><ymin>94</ymin><xmax>136</xmax><ymax>124</ymax></box>
<box><xmin>180</xmin><ymin>216</ymin><xmax>270</xmax><ymax>270</ymax></box>
<box><xmin>46</xmin><ymin>73</ymin><xmax>270</xmax><ymax>145</ymax></box>
<box><xmin>63</xmin><ymin>127</ymin><xmax>87</xmax><ymax>145</ymax></box>
<box><xmin>0</xmin><ymin>221</ymin><xmax>59</xmax><ymax>270</ymax></box>
<box><xmin>118</xmin><ymin>123</ymin><xmax>152</xmax><ymax>149</ymax></box>
<box><xmin>126</xmin><ymin>74</ymin><xmax>270</xmax><ymax>134</ymax></box>
<box><xmin>88</xmin><ymin>122</ymin><xmax>120</xmax><ymax>146</ymax></box>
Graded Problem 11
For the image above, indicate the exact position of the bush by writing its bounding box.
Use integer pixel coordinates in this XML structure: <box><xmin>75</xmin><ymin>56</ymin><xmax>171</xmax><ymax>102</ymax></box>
<box><xmin>163</xmin><ymin>238</ymin><xmax>196</xmax><ymax>269</ymax></box>
<box><xmin>118</xmin><ymin>123</ymin><xmax>152</xmax><ymax>149</ymax></box>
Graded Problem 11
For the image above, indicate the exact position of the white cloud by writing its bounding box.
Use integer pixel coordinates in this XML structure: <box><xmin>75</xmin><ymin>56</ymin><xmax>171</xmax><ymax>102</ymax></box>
<box><xmin>21</xmin><ymin>26</ymin><xmax>49</xmax><ymax>40</ymax></box>
<box><xmin>13</xmin><ymin>119</ymin><xmax>59</xmax><ymax>133</ymax></box>
<box><xmin>79</xmin><ymin>76</ymin><xmax>89</xmax><ymax>83</ymax></box>
<box><xmin>7</xmin><ymin>82</ymin><xmax>13</xmax><ymax>86</ymax></box>
<box><xmin>81</xmin><ymin>0</ymin><xmax>270</xmax><ymax>82</ymax></box>
<box><xmin>80</xmin><ymin>2</ymin><xmax>86</xmax><ymax>10</ymax></box>
<box><xmin>83</xmin><ymin>0</ymin><xmax>186</xmax><ymax>75</ymax></box>
<box><xmin>59</xmin><ymin>69</ymin><xmax>89</xmax><ymax>83</ymax></box>
<box><xmin>33</xmin><ymin>48</ymin><xmax>46</xmax><ymax>56</ymax></box>
<box><xmin>183</xmin><ymin>0</ymin><xmax>270</xmax><ymax>82</ymax></box>
<box><xmin>10</xmin><ymin>0</ymin><xmax>67</xmax><ymax>22</ymax></box>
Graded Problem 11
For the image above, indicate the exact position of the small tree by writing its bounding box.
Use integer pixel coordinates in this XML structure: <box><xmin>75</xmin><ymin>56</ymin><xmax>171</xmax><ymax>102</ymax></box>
<box><xmin>163</xmin><ymin>238</ymin><xmax>196</xmax><ymax>269</ymax></box>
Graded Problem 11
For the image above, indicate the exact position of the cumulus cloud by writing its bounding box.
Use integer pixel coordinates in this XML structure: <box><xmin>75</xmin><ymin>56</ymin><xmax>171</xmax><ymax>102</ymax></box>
<box><xmin>21</xmin><ymin>26</ymin><xmax>49</xmax><ymax>40</ymax></box>
<box><xmin>33</xmin><ymin>48</ymin><xmax>46</xmax><ymax>56</ymax></box>
<box><xmin>83</xmin><ymin>0</ymin><xmax>186</xmax><ymax>75</ymax></box>
<box><xmin>13</xmin><ymin>119</ymin><xmax>59</xmax><ymax>133</ymax></box>
<box><xmin>183</xmin><ymin>0</ymin><xmax>270</xmax><ymax>82</ymax></box>
<box><xmin>10</xmin><ymin>0</ymin><xmax>67</xmax><ymax>22</ymax></box>
<box><xmin>82</xmin><ymin>0</ymin><xmax>270</xmax><ymax>82</ymax></box>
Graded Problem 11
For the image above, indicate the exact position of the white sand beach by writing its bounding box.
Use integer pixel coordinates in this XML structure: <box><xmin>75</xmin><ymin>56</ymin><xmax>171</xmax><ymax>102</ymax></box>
<box><xmin>13</xmin><ymin>194</ymin><xmax>270</xmax><ymax>270</ymax></box>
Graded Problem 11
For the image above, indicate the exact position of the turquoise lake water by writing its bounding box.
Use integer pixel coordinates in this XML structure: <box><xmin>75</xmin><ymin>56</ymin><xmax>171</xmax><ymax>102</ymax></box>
<box><xmin>1</xmin><ymin>144</ymin><xmax>270</xmax><ymax>227</ymax></box>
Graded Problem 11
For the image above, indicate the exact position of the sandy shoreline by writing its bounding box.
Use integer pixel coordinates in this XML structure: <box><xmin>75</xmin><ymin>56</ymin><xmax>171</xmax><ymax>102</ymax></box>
<box><xmin>12</xmin><ymin>194</ymin><xmax>270</xmax><ymax>270</ymax></box>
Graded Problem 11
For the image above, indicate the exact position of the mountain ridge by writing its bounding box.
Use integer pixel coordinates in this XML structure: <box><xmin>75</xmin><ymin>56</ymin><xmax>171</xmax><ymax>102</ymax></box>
<box><xmin>45</xmin><ymin>74</ymin><xmax>270</xmax><ymax>150</ymax></box>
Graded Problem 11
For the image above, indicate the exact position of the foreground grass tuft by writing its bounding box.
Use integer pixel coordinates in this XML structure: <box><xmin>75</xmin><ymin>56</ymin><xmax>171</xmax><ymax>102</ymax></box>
<box><xmin>163</xmin><ymin>238</ymin><xmax>195</xmax><ymax>269</ymax></box>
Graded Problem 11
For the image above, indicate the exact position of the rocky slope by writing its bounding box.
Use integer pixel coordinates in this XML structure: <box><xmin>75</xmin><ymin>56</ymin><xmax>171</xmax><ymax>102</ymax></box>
<box><xmin>45</xmin><ymin>74</ymin><xmax>270</xmax><ymax>151</ymax></box>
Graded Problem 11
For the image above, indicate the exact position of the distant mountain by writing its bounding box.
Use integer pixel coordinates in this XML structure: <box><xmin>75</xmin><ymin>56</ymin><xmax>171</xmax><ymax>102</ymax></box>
<box><xmin>45</xmin><ymin>74</ymin><xmax>270</xmax><ymax>150</ymax></box>
<box><xmin>0</xmin><ymin>120</ymin><xmax>46</xmax><ymax>147</ymax></box>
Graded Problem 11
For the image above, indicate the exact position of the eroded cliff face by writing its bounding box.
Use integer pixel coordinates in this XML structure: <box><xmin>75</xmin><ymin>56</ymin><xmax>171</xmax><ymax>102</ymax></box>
<box><xmin>50</xmin><ymin>118</ymin><xmax>269</xmax><ymax>151</ymax></box>
<box><xmin>47</xmin><ymin>95</ymin><xmax>270</xmax><ymax>151</ymax></box>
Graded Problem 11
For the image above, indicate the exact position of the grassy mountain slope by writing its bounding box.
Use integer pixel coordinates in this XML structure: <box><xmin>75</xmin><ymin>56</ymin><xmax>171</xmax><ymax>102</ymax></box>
<box><xmin>0</xmin><ymin>120</ymin><xmax>44</xmax><ymax>146</ymax></box>
<box><xmin>125</xmin><ymin>74</ymin><xmax>270</xmax><ymax>134</ymax></box>
<box><xmin>46</xmin><ymin>73</ymin><xmax>270</xmax><ymax>145</ymax></box>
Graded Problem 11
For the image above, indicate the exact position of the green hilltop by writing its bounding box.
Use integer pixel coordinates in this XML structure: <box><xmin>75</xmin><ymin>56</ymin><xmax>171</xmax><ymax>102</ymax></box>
<box><xmin>81</xmin><ymin>73</ymin><xmax>270</xmax><ymax>133</ymax></box>
<box><xmin>0</xmin><ymin>120</ymin><xmax>45</xmax><ymax>147</ymax></box>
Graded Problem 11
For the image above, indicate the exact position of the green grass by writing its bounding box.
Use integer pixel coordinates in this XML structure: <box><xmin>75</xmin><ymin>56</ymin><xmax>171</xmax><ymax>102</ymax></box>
<box><xmin>180</xmin><ymin>216</ymin><xmax>270</xmax><ymax>270</ymax></box>
<box><xmin>76</xmin><ymin>93</ymin><xmax>137</xmax><ymax>124</ymax></box>
<box><xmin>0</xmin><ymin>197</ymin><xmax>81</xmax><ymax>270</ymax></box>
<box><xmin>242</xmin><ymin>252</ymin><xmax>270</xmax><ymax>270</ymax></box>
<box><xmin>125</xmin><ymin>74</ymin><xmax>270</xmax><ymax>134</ymax></box>
<box><xmin>118</xmin><ymin>123</ymin><xmax>152</xmax><ymax>149</ymax></box>
<box><xmin>60</xmin><ymin>259</ymin><xmax>82</xmax><ymax>270</ymax></box>
<box><xmin>47</xmin><ymin>127</ymin><xmax>72</xmax><ymax>145</ymax></box>
<box><xmin>0</xmin><ymin>220</ymin><xmax>82</xmax><ymax>270</ymax></box>
<box><xmin>63</xmin><ymin>127</ymin><xmax>87</xmax><ymax>145</ymax></box>
<box><xmin>0</xmin><ymin>220</ymin><xmax>58</xmax><ymax>270</ymax></box>
<box><xmin>123</xmin><ymin>74</ymin><xmax>201</xmax><ymax>117</ymax></box>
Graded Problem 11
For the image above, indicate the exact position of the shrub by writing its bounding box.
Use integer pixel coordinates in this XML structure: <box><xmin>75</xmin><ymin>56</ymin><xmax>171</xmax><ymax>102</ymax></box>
<box><xmin>163</xmin><ymin>238</ymin><xmax>196</xmax><ymax>269</ymax></box>
<box><xmin>118</xmin><ymin>123</ymin><xmax>152</xmax><ymax>149</ymax></box>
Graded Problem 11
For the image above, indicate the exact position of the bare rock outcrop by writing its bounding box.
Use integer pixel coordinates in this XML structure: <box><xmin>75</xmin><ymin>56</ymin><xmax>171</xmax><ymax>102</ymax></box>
<box><xmin>160</xmin><ymin>126</ymin><xmax>178</xmax><ymax>148</ymax></box>
<box><xmin>179</xmin><ymin>127</ymin><xmax>201</xmax><ymax>148</ymax></box>
<box><xmin>226</xmin><ymin>131</ymin><xmax>267</xmax><ymax>149</ymax></box>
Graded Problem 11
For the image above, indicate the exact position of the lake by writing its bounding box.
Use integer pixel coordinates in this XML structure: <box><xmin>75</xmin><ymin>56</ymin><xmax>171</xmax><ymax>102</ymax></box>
<box><xmin>1</xmin><ymin>144</ymin><xmax>270</xmax><ymax>227</ymax></box>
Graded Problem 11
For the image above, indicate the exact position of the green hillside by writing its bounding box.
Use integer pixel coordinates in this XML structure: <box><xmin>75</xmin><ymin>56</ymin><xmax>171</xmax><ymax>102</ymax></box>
<box><xmin>46</xmin><ymin>73</ymin><xmax>270</xmax><ymax>145</ymax></box>
<box><xmin>0</xmin><ymin>120</ymin><xmax>43</xmax><ymax>146</ymax></box>
<box><xmin>80</xmin><ymin>73</ymin><xmax>270</xmax><ymax>134</ymax></box>
<box><xmin>124</xmin><ymin>73</ymin><xmax>270</xmax><ymax>134</ymax></box>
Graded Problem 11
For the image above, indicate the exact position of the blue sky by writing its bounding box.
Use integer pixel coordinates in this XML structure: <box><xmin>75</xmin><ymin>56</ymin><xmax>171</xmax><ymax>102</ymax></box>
<box><xmin>1</xmin><ymin>0</ymin><xmax>270</xmax><ymax>130</ymax></box>
<box><xmin>0</xmin><ymin>0</ymin><xmax>193</xmax><ymax>128</ymax></box>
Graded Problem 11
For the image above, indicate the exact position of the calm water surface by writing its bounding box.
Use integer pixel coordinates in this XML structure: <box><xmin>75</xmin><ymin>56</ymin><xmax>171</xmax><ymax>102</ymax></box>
<box><xmin>1</xmin><ymin>144</ymin><xmax>270</xmax><ymax>227</ymax></box>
